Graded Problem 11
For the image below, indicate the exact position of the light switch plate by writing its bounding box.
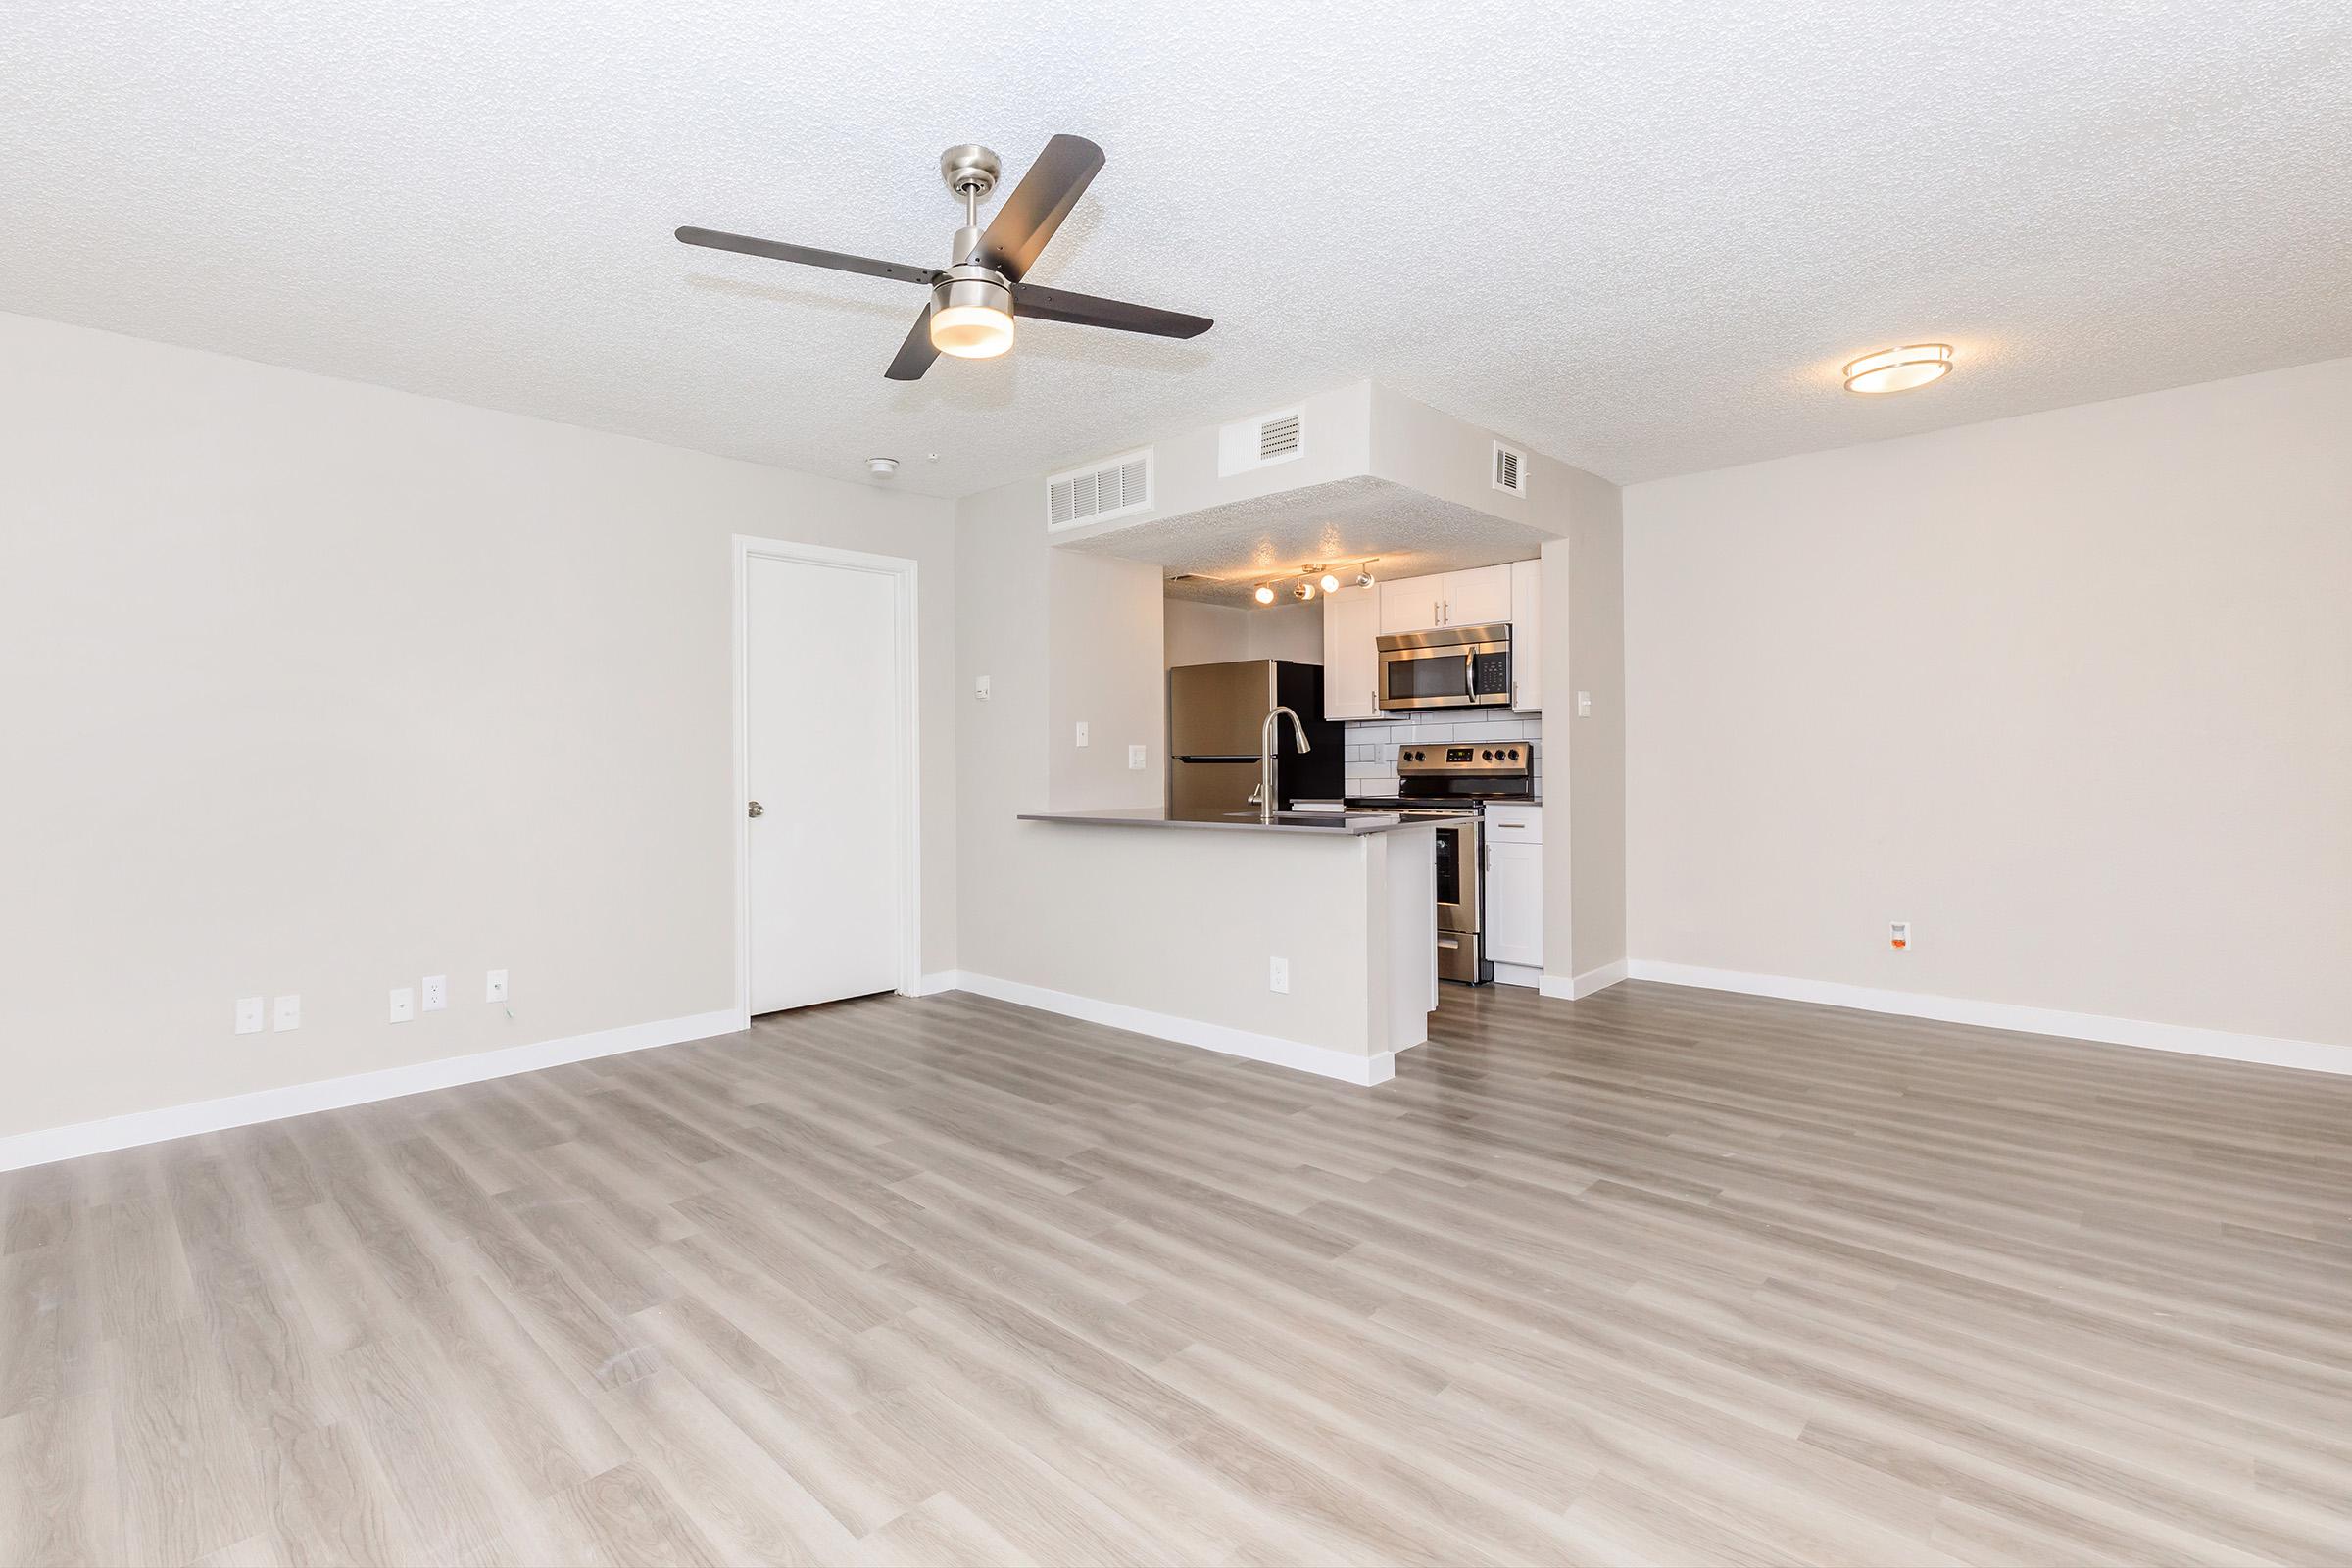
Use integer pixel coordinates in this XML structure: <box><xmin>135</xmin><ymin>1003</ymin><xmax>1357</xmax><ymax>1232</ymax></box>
<box><xmin>973</xmin><ymin>674</ymin><xmax>991</xmax><ymax>701</ymax></box>
<box><xmin>486</xmin><ymin>968</ymin><xmax>509</xmax><ymax>1004</ymax></box>
<box><xmin>1576</xmin><ymin>690</ymin><xmax>1592</xmax><ymax>717</ymax></box>
<box><xmin>235</xmin><ymin>997</ymin><xmax>265</xmax><ymax>1035</ymax></box>
<box><xmin>421</xmin><ymin>974</ymin><xmax>447</xmax><ymax>1011</ymax></box>
<box><xmin>1128</xmin><ymin>744</ymin><xmax>1147</xmax><ymax>770</ymax></box>
<box><xmin>388</xmin><ymin>986</ymin><xmax>415</xmax><ymax>1023</ymax></box>
<box><xmin>1074</xmin><ymin>720</ymin><xmax>1090</xmax><ymax>747</ymax></box>
<box><xmin>272</xmin><ymin>994</ymin><xmax>301</xmax><ymax>1032</ymax></box>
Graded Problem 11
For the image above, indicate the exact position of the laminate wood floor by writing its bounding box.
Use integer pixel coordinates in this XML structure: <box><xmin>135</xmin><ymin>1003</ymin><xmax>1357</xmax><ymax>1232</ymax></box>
<box><xmin>4</xmin><ymin>981</ymin><xmax>2350</xmax><ymax>1566</ymax></box>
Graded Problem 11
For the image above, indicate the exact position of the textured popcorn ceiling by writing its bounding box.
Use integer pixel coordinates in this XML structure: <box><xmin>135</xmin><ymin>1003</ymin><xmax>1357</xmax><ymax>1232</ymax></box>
<box><xmin>5</xmin><ymin>1</ymin><xmax>2347</xmax><ymax>498</ymax></box>
<box><xmin>1069</xmin><ymin>476</ymin><xmax>1549</xmax><ymax>606</ymax></box>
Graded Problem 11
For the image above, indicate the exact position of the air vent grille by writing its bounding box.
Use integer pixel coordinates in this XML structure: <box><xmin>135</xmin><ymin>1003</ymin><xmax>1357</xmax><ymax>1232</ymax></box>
<box><xmin>1258</xmin><ymin>413</ymin><xmax>1301</xmax><ymax>462</ymax></box>
<box><xmin>1492</xmin><ymin>440</ymin><xmax>1528</xmax><ymax>496</ymax></box>
<box><xmin>1046</xmin><ymin>449</ymin><xmax>1153</xmax><ymax>531</ymax></box>
<box><xmin>1217</xmin><ymin>406</ymin><xmax>1306</xmax><ymax>475</ymax></box>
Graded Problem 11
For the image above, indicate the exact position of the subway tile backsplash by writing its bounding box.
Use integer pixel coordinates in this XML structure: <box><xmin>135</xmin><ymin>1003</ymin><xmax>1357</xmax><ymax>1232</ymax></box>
<box><xmin>1337</xmin><ymin>712</ymin><xmax>1543</xmax><ymax>793</ymax></box>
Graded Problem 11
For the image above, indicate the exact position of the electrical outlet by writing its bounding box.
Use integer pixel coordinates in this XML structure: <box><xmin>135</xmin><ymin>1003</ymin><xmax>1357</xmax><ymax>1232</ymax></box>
<box><xmin>1889</xmin><ymin>921</ymin><xmax>1912</xmax><ymax>951</ymax></box>
<box><xmin>1576</xmin><ymin>690</ymin><xmax>1592</xmax><ymax>717</ymax></box>
<box><xmin>1268</xmin><ymin>956</ymin><xmax>1290</xmax><ymax>994</ymax></box>
<box><xmin>486</xmin><ymin>968</ymin><xmax>509</xmax><ymax>1004</ymax></box>
<box><xmin>388</xmin><ymin>986</ymin><xmax>415</xmax><ymax>1023</ymax></box>
<box><xmin>421</xmin><ymin>974</ymin><xmax>447</xmax><ymax>1011</ymax></box>
<box><xmin>272</xmin><ymin>994</ymin><xmax>301</xmax><ymax>1032</ymax></box>
<box><xmin>1074</xmin><ymin>720</ymin><xmax>1089</xmax><ymax>748</ymax></box>
<box><xmin>1128</xmin><ymin>743</ymin><xmax>1147</xmax><ymax>770</ymax></box>
<box><xmin>973</xmin><ymin>674</ymin><xmax>991</xmax><ymax>701</ymax></box>
<box><xmin>235</xmin><ymin>997</ymin><xmax>265</xmax><ymax>1035</ymax></box>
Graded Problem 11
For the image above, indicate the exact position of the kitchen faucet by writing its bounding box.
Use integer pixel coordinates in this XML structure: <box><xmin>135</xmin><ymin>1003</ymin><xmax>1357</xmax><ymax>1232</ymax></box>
<box><xmin>1248</xmin><ymin>706</ymin><xmax>1311</xmax><ymax>822</ymax></box>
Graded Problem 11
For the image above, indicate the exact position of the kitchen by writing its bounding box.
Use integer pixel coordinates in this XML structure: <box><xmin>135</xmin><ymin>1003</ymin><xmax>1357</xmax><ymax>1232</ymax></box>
<box><xmin>1153</xmin><ymin>557</ymin><xmax>1547</xmax><ymax>988</ymax></box>
<box><xmin>994</xmin><ymin>379</ymin><xmax>1616</xmax><ymax>1079</ymax></box>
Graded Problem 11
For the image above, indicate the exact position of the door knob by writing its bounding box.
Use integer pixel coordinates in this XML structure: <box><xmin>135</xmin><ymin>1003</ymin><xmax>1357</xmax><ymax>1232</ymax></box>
<box><xmin>747</xmin><ymin>801</ymin><xmax>764</xmax><ymax>818</ymax></box>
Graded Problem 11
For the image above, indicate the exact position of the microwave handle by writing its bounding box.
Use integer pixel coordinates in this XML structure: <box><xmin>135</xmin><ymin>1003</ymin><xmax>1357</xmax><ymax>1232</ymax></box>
<box><xmin>1465</xmin><ymin>652</ymin><xmax>1476</xmax><ymax>698</ymax></box>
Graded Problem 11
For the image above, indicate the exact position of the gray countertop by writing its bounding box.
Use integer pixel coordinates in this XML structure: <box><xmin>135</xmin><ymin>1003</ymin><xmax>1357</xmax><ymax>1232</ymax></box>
<box><xmin>1017</xmin><ymin>807</ymin><xmax>1469</xmax><ymax>836</ymax></box>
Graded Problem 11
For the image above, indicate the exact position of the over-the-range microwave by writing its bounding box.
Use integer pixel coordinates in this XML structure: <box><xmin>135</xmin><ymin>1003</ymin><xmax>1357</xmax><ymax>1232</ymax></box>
<box><xmin>1377</xmin><ymin>622</ymin><xmax>1512</xmax><ymax>710</ymax></box>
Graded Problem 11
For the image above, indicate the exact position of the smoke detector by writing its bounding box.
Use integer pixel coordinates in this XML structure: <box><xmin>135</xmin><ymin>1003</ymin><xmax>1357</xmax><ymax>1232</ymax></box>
<box><xmin>867</xmin><ymin>457</ymin><xmax>900</xmax><ymax>477</ymax></box>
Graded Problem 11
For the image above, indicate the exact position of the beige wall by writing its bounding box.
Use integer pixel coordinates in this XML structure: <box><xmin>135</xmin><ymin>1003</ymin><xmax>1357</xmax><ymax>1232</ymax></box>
<box><xmin>1624</xmin><ymin>357</ymin><xmax>2352</xmax><ymax>1046</ymax></box>
<box><xmin>1163</xmin><ymin>600</ymin><xmax>1322</xmax><ymax>668</ymax></box>
<box><xmin>1563</xmin><ymin>467</ymin><xmax>1629</xmax><ymax>978</ymax></box>
<box><xmin>0</xmin><ymin>312</ymin><xmax>960</xmax><ymax>1137</ymax></box>
<box><xmin>1533</xmin><ymin>466</ymin><xmax>1629</xmax><ymax>987</ymax></box>
<box><xmin>1048</xmin><ymin>550</ymin><xmax>1165</xmax><ymax>811</ymax></box>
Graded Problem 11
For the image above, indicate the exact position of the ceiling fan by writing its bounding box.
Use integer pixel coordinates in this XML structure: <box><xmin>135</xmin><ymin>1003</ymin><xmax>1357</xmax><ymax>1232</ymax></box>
<box><xmin>676</xmin><ymin>135</ymin><xmax>1213</xmax><ymax>381</ymax></box>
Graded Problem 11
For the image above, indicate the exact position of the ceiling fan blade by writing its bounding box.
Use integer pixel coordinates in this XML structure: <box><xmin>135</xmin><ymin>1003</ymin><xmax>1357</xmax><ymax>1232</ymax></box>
<box><xmin>675</xmin><ymin>227</ymin><xmax>940</xmax><ymax>287</ymax></box>
<box><xmin>884</xmin><ymin>304</ymin><xmax>940</xmax><ymax>381</ymax></box>
<box><xmin>1013</xmin><ymin>282</ymin><xmax>1212</xmax><ymax>340</ymax></box>
<box><xmin>969</xmin><ymin>134</ymin><xmax>1104</xmax><ymax>280</ymax></box>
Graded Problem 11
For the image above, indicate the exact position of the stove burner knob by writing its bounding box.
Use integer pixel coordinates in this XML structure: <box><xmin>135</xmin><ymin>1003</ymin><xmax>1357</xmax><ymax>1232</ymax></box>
<box><xmin>1480</xmin><ymin>749</ymin><xmax>1493</xmax><ymax>760</ymax></box>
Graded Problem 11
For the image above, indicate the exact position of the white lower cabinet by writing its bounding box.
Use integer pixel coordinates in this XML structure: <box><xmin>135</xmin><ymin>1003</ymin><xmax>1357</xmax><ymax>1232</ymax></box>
<box><xmin>1484</xmin><ymin>804</ymin><xmax>1544</xmax><ymax>971</ymax></box>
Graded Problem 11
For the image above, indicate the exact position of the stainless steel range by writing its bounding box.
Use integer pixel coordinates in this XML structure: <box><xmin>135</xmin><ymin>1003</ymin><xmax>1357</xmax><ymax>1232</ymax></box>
<box><xmin>1348</xmin><ymin>739</ymin><xmax>1535</xmax><ymax>985</ymax></box>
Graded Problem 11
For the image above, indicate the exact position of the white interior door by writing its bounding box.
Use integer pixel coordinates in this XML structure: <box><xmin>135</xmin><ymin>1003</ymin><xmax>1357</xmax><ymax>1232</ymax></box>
<box><xmin>746</xmin><ymin>553</ymin><xmax>905</xmax><ymax>1013</ymax></box>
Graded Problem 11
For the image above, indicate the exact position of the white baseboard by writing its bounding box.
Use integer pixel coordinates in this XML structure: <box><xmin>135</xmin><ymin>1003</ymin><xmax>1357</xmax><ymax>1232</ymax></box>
<box><xmin>0</xmin><ymin>1007</ymin><xmax>747</xmax><ymax>1174</ymax></box>
<box><xmin>942</xmin><ymin>972</ymin><xmax>1395</xmax><ymax>1086</ymax></box>
<box><xmin>1539</xmin><ymin>959</ymin><xmax>1630</xmax><ymax>1001</ymax></box>
<box><xmin>902</xmin><ymin>970</ymin><xmax>961</xmax><ymax>998</ymax></box>
<box><xmin>1492</xmin><ymin>962</ymin><xmax>1543</xmax><ymax>990</ymax></box>
<box><xmin>1625</xmin><ymin>960</ymin><xmax>2352</xmax><ymax>1078</ymax></box>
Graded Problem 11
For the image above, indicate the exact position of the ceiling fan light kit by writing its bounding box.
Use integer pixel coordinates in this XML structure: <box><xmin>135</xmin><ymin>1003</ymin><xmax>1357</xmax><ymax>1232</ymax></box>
<box><xmin>676</xmin><ymin>135</ymin><xmax>1211</xmax><ymax>380</ymax></box>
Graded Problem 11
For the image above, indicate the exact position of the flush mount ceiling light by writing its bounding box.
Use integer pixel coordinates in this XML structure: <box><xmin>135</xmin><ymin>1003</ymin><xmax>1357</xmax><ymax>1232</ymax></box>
<box><xmin>1843</xmin><ymin>343</ymin><xmax>1954</xmax><ymax>395</ymax></box>
<box><xmin>1252</xmin><ymin>583</ymin><xmax>1276</xmax><ymax>606</ymax></box>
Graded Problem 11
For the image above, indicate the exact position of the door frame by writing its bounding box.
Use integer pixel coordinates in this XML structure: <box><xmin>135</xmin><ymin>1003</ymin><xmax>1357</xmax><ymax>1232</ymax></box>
<box><xmin>731</xmin><ymin>533</ymin><xmax>922</xmax><ymax>1024</ymax></box>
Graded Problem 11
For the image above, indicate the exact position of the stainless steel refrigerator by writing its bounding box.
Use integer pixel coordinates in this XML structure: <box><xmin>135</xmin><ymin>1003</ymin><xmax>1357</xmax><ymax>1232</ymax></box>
<box><xmin>1167</xmin><ymin>660</ymin><xmax>1343</xmax><ymax>815</ymax></box>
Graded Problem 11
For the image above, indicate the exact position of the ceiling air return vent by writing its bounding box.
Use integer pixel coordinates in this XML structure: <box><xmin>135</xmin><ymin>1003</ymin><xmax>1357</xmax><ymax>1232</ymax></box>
<box><xmin>1217</xmin><ymin>406</ymin><xmax>1307</xmax><ymax>476</ymax></box>
<box><xmin>1046</xmin><ymin>448</ymin><xmax>1153</xmax><ymax>532</ymax></box>
<box><xmin>1492</xmin><ymin>440</ymin><xmax>1528</xmax><ymax>497</ymax></box>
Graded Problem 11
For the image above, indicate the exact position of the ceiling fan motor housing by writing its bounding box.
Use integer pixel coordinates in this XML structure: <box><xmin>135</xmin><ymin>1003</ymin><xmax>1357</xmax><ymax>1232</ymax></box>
<box><xmin>932</xmin><ymin>264</ymin><xmax>1013</xmax><ymax>321</ymax></box>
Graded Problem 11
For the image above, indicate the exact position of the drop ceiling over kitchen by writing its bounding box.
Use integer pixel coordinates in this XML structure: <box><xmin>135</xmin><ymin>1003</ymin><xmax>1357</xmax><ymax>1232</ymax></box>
<box><xmin>1066</xmin><ymin>475</ymin><xmax>1549</xmax><ymax>608</ymax></box>
<box><xmin>5</xmin><ymin>0</ymin><xmax>2346</xmax><ymax>497</ymax></box>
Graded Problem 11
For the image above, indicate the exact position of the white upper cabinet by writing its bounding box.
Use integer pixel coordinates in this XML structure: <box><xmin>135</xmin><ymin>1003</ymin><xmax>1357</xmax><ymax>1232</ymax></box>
<box><xmin>1444</xmin><ymin>564</ymin><xmax>1513</xmax><ymax>627</ymax></box>
<box><xmin>1378</xmin><ymin>564</ymin><xmax>1516</xmax><ymax>633</ymax></box>
<box><xmin>1320</xmin><ymin>583</ymin><xmax>1382</xmax><ymax>720</ymax></box>
<box><xmin>1509</xmin><ymin>558</ymin><xmax>1542</xmax><ymax>711</ymax></box>
<box><xmin>1379</xmin><ymin>577</ymin><xmax>1445</xmax><ymax>634</ymax></box>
